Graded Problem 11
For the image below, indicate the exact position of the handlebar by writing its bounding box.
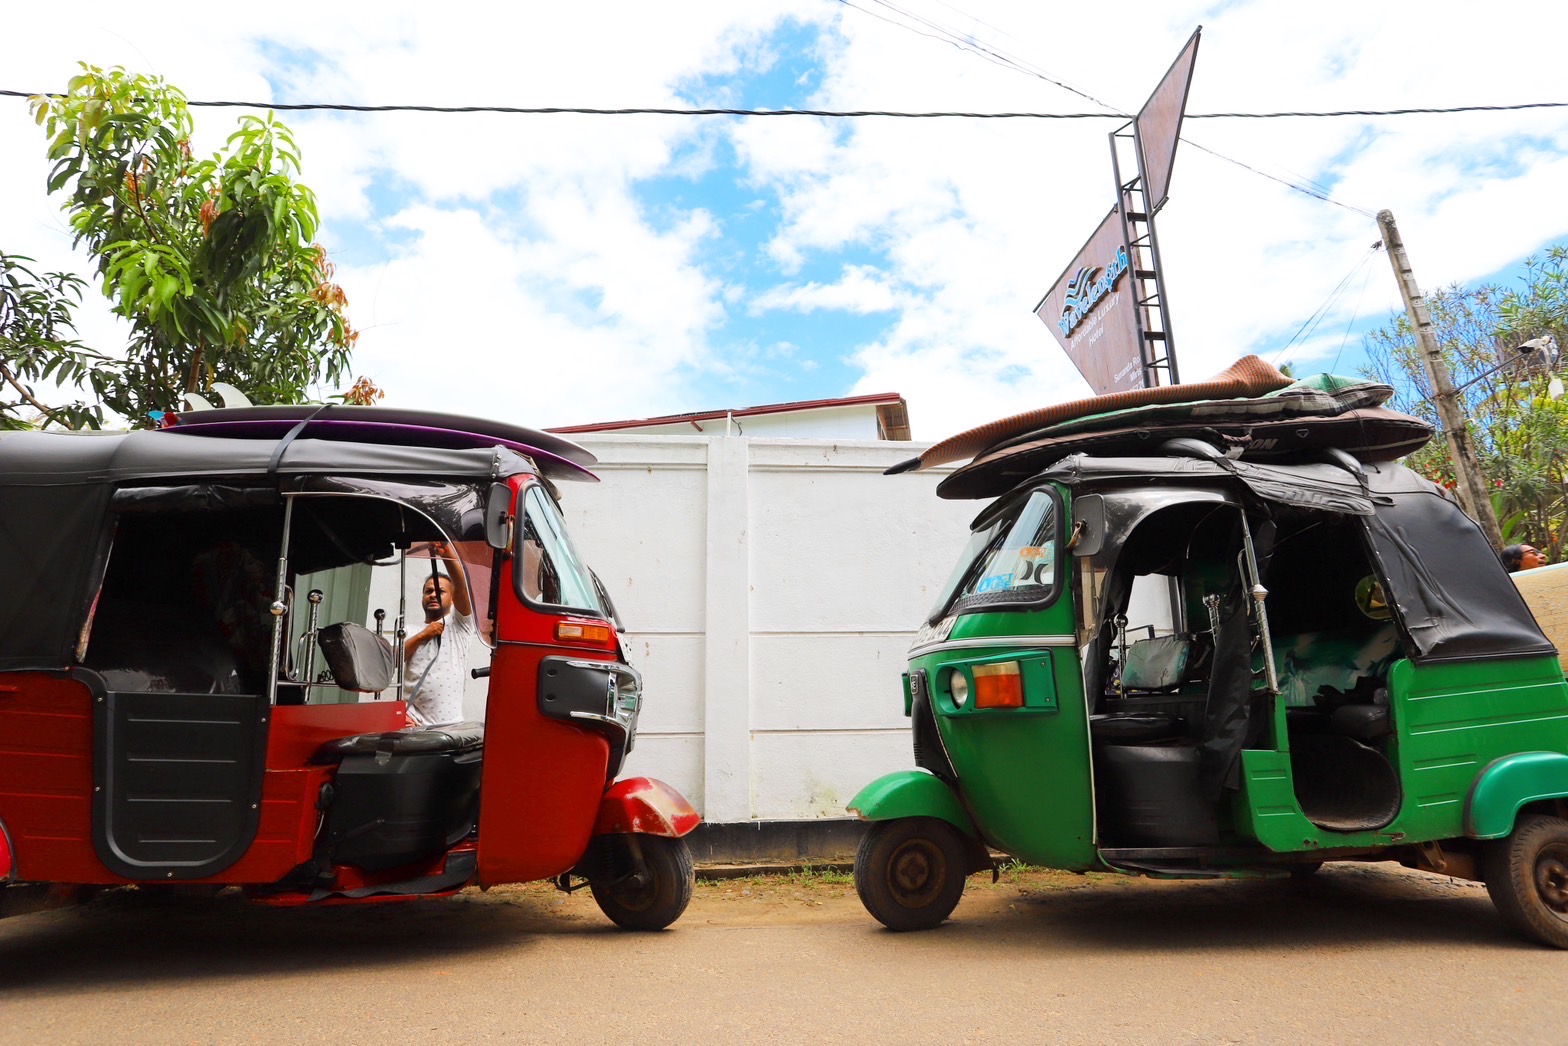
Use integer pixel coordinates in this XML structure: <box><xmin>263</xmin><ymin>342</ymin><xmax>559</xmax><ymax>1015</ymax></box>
<box><xmin>471</xmin><ymin>666</ymin><xmax>491</xmax><ymax>679</ymax></box>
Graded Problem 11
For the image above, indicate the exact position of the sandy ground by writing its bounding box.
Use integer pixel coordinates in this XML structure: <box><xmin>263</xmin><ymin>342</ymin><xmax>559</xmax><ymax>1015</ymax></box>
<box><xmin>2</xmin><ymin>862</ymin><xmax>1566</xmax><ymax>1044</ymax></box>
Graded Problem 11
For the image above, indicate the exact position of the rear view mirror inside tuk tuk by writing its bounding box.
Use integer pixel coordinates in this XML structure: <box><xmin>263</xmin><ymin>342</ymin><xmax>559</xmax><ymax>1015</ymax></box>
<box><xmin>484</xmin><ymin>482</ymin><xmax>513</xmax><ymax>551</ymax></box>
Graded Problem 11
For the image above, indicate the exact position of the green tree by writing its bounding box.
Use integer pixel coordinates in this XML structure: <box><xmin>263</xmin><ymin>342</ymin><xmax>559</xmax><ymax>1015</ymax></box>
<box><xmin>1362</xmin><ymin>247</ymin><xmax>1568</xmax><ymax>558</ymax></box>
<box><xmin>0</xmin><ymin>252</ymin><xmax>106</xmax><ymax>430</ymax></box>
<box><xmin>28</xmin><ymin>65</ymin><xmax>357</xmax><ymax>425</ymax></box>
<box><xmin>1498</xmin><ymin>246</ymin><xmax>1568</xmax><ymax>350</ymax></box>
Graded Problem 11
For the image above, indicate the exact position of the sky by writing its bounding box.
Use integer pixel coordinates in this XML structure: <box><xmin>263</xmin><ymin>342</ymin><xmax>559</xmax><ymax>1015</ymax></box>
<box><xmin>3</xmin><ymin>1</ymin><xmax>1567</xmax><ymax>440</ymax></box>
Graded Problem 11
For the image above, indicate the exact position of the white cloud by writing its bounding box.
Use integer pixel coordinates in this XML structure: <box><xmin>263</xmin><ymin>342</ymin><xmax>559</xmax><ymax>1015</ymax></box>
<box><xmin>751</xmin><ymin>264</ymin><xmax>905</xmax><ymax>313</ymax></box>
<box><xmin>3</xmin><ymin>0</ymin><xmax>1567</xmax><ymax>441</ymax></box>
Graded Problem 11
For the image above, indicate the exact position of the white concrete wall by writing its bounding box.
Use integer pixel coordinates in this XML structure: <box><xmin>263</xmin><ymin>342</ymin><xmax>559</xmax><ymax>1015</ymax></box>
<box><xmin>555</xmin><ymin>434</ymin><xmax>976</xmax><ymax>824</ymax></box>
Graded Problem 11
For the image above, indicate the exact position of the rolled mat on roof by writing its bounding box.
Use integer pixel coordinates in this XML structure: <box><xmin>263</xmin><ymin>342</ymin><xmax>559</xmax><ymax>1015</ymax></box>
<box><xmin>886</xmin><ymin>354</ymin><xmax>1292</xmax><ymax>474</ymax></box>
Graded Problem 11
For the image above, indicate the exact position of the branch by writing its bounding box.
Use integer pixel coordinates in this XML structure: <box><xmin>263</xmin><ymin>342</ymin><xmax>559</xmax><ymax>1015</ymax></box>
<box><xmin>0</xmin><ymin>355</ymin><xmax>66</xmax><ymax>422</ymax></box>
<box><xmin>109</xmin><ymin>147</ymin><xmax>163</xmax><ymax>247</ymax></box>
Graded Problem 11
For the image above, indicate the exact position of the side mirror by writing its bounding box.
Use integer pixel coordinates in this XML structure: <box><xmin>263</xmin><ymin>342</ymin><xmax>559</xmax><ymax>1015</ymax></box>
<box><xmin>485</xmin><ymin>483</ymin><xmax>514</xmax><ymax>551</ymax></box>
<box><xmin>1071</xmin><ymin>494</ymin><xmax>1105</xmax><ymax>557</ymax></box>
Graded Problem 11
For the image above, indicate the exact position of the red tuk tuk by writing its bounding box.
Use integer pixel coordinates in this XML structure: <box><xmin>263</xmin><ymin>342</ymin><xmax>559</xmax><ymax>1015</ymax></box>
<box><xmin>0</xmin><ymin>406</ymin><xmax>698</xmax><ymax>929</ymax></box>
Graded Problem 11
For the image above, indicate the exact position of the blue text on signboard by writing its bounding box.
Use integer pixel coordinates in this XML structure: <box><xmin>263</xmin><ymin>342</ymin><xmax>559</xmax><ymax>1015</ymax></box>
<box><xmin>1058</xmin><ymin>246</ymin><xmax>1130</xmax><ymax>337</ymax></box>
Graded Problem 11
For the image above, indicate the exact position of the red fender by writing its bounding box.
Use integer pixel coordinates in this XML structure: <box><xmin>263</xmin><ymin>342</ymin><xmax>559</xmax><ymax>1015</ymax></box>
<box><xmin>0</xmin><ymin>816</ymin><xmax>12</xmax><ymax>881</ymax></box>
<box><xmin>592</xmin><ymin>777</ymin><xmax>701</xmax><ymax>838</ymax></box>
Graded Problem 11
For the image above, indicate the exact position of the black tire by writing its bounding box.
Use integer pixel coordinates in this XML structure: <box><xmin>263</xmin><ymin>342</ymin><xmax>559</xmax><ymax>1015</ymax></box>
<box><xmin>854</xmin><ymin>817</ymin><xmax>969</xmax><ymax>932</ymax></box>
<box><xmin>1483</xmin><ymin>814</ymin><xmax>1568</xmax><ymax>948</ymax></box>
<box><xmin>589</xmin><ymin>835</ymin><xmax>695</xmax><ymax>932</ymax></box>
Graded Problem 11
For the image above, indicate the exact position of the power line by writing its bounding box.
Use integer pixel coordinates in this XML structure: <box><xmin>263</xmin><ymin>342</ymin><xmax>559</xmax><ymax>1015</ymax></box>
<box><xmin>1180</xmin><ymin>139</ymin><xmax>1375</xmax><ymax>216</ymax></box>
<box><xmin>1329</xmin><ymin>255</ymin><xmax>1379</xmax><ymax>375</ymax></box>
<box><xmin>3</xmin><ymin>89</ymin><xmax>1563</xmax><ymax>120</ymax></box>
<box><xmin>836</xmin><ymin>0</ymin><xmax>1126</xmax><ymax>114</ymax></box>
<box><xmin>1272</xmin><ymin>245</ymin><xmax>1382</xmax><ymax>366</ymax></box>
<box><xmin>1195</xmin><ymin>103</ymin><xmax>1568</xmax><ymax>118</ymax></box>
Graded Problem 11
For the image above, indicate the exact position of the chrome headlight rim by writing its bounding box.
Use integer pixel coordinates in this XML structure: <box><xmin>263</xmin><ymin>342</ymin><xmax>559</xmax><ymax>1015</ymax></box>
<box><xmin>947</xmin><ymin>668</ymin><xmax>969</xmax><ymax>708</ymax></box>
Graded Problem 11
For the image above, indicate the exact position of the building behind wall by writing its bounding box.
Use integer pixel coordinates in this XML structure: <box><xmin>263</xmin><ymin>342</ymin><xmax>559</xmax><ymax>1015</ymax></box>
<box><xmin>548</xmin><ymin>391</ymin><xmax>912</xmax><ymax>442</ymax></box>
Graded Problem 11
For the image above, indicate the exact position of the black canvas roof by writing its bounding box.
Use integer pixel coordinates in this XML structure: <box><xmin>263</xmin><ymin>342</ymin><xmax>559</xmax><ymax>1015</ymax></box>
<box><xmin>0</xmin><ymin>429</ymin><xmax>536</xmax><ymax>486</ymax></box>
<box><xmin>0</xmin><ymin>429</ymin><xmax>542</xmax><ymax>671</ymax></box>
<box><xmin>1035</xmin><ymin>453</ymin><xmax>1553</xmax><ymax>665</ymax></box>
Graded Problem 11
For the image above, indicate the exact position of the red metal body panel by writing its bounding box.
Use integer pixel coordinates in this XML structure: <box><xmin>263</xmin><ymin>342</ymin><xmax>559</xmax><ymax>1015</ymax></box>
<box><xmin>0</xmin><ymin>675</ymin><xmax>411</xmax><ymax>886</ymax></box>
<box><xmin>0</xmin><ymin>674</ymin><xmax>103</xmax><ymax>883</ymax></box>
<box><xmin>475</xmin><ymin>639</ymin><xmax>611</xmax><ymax>885</ymax></box>
<box><xmin>477</xmin><ymin>491</ymin><xmax>624</xmax><ymax>885</ymax></box>
<box><xmin>212</xmin><ymin>703</ymin><xmax>411</xmax><ymax>883</ymax></box>
<box><xmin>265</xmin><ymin>702</ymin><xmax>407</xmax><ymax>767</ymax></box>
<box><xmin>0</xmin><ymin>816</ymin><xmax>12</xmax><ymax>880</ymax></box>
<box><xmin>206</xmin><ymin>766</ymin><xmax>332</xmax><ymax>883</ymax></box>
<box><xmin>593</xmin><ymin>777</ymin><xmax>701</xmax><ymax>837</ymax></box>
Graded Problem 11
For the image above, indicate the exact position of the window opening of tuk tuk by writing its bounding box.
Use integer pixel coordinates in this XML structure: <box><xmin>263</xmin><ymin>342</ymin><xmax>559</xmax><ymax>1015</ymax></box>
<box><xmin>515</xmin><ymin>484</ymin><xmax>609</xmax><ymax>618</ymax></box>
<box><xmin>1075</xmin><ymin>498</ymin><xmax>1239</xmax><ymax>709</ymax></box>
<box><xmin>80</xmin><ymin>487</ymin><xmax>285</xmax><ymax>699</ymax></box>
<box><xmin>928</xmin><ymin>487</ymin><xmax>1062</xmax><ymax>621</ymax></box>
<box><xmin>270</xmin><ymin>491</ymin><xmax>496</xmax><ymax>713</ymax></box>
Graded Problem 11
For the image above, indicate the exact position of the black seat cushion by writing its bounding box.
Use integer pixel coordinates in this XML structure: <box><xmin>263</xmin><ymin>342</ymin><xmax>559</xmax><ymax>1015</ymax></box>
<box><xmin>1090</xmin><ymin>712</ymin><xmax>1187</xmax><ymax>745</ymax></box>
<box><xmin>1330</xmin><ymin>703</ymin><xmax>1391</xmax><ymax>741</ymax></box>
<box><xmin>310</xmin><ymin>721</ymin><xmax>485</xmax><ymax>764</ymax></box>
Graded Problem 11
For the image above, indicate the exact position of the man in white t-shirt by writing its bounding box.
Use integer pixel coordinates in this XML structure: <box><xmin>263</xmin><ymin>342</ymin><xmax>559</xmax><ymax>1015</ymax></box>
<box><xmin>403</xmin><ymin>542</ymin><xmax>475</xmax><ymax>727</ymax></box>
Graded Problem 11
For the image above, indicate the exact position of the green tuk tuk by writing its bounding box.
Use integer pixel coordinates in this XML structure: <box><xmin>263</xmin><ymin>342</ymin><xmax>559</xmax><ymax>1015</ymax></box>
<box><xmin>850</xmin><ymin>364</ymin><xmax>1568</xmax><ymax>947</ymax></box>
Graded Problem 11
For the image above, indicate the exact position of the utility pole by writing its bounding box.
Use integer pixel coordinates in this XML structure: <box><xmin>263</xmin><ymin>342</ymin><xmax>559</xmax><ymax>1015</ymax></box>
<box><xmin>1377</xmin><ymin>209</ymin><xmax>1503</xmax><ymax>548</ymax></box>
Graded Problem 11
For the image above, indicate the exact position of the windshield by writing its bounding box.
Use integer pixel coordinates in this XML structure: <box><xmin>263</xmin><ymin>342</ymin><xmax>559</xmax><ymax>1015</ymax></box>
<box><xmin>516</xmin><ymin>484</ymin><xmax>608</xmax><ymax>616</ymax></box>
<box><xmin>928</xmin><ymin>488</ymin><xmax>1061</xmax><ymax>621</ymax></box>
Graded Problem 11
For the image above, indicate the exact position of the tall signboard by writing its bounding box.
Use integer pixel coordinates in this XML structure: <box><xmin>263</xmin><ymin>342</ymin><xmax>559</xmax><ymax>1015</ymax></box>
<box><xmin>1034</xmin><ymin>207</ymin><xmax>1142</xmax><ymax>394</ymax></box>
<box><xmin>1135</xmin><ymin>30</ymin><xmax>1201</xmax><ymax>215</ymax></box>
<box><xmin>1035</xmin><ymin>28</ymin><xmax>1201</xmax><ymax>393</ymax></box>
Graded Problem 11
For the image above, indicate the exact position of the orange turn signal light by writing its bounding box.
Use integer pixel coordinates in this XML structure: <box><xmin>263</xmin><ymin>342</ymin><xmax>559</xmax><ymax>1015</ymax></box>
<box><xmin>972</xmin><ymin>661</ymin><xmax>1024</xmax><ymax>708</ymax></box>
<box><xmin>556</xmin><ymin>621</ymin><xmax>612</xmax><ymax>644</ymax></box>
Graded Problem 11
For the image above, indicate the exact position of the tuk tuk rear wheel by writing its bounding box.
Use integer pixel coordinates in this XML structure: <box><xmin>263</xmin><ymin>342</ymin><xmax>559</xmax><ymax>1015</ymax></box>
<box><xmin>589</xmin><ymin>835</ymin><xmax>695</xmax><ymax>932</ymax></box>
<box><xmin>1483</xmin><ymin>814</ymin><xmax>1568</xmax><ymax>949</ymax></box>
<box><xmin>855</xmin><ymin>817</ymin><xmax>968</xmax><ymax>932</ymax></box>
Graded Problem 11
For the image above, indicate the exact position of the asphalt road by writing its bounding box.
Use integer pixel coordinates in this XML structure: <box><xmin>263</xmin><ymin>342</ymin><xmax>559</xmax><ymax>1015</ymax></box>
<box><xmin>2</xmin><ymin>863</ymin><xmax>1565</xmax><ymax>1044</ymax></box>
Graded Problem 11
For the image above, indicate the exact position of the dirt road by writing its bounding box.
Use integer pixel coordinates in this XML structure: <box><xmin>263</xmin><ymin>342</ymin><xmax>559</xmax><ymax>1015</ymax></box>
<box><xmin>2</xmin><ymin>862</ymin><xmax>1565</xmax><ymax>1043</ymax></box>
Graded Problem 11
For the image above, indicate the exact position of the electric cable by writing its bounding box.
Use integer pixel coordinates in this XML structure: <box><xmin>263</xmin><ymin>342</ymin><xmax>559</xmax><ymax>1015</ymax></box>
<box><xmin>1179</xmin><ymin>139</ymin><xmax>1375</xmax><ymax>217</ymax></box>
<box><xmin>1329</xmin><ymin>252</ymin><xmax>1380</xmax><ymax>375</ymax></box>
<box><xmin>3</xmin><ymin>88</ymin><xmax>1562</xmax><ymax>120</ymax></box>
<box><xmin>837</xmin><ymin>0</ymin><xmax>1126</xmax><ymax>114</ymax></box>
<box><xmin>1271</xmin><ymin>244</ymin><xmax>1382</xmax><ymax>366</ymax></box>
<box><xmin>5</xmin><ymin>88</ymin><xmax>1553</xmax><ymax>217</ymax></box>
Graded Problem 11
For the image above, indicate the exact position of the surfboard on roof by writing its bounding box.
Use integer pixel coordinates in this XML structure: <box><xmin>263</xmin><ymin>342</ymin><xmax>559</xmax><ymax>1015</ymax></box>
<box><xmin>158</xmin><ymin>403</ymin><xmax>598</xmax><ymax>483</ymax></box>
<box><xmin>887</xmin><ymin>355</ymin><xmax>1434</xmax><ymax>501</ymax></box>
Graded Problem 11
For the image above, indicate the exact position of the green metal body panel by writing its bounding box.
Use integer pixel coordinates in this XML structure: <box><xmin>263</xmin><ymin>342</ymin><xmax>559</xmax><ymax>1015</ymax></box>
<box><xmin>916</xmin><ymin>596</ymin><xmax>1100</xmax><ymax>872</ymax></box>
<box><xmin>847</xmin><ymin>770</ymin><xmax>976</xmax><ymax>837</ymax></box>
<box><xmin>1236</xmin><ymin>654</ymin><xmax>1568</xmax><ymax>853</ymax></box>
<box><xmin>1234</xmin><ymin>748</ymin><xmax>1412</xmax><ymax>852</ymax></box>
<box><xmin>1392</xmin><ymin>655</ymin><xmax>1568</xmax><ymax>838</ymax></box>
<box><xmin>1465</xmin><ymin>751</ymin><xmax>1568</xmax><ymax>838</ymax></box>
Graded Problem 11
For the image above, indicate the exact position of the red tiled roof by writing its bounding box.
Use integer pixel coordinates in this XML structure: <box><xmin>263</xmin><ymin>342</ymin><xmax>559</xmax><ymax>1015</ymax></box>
<box><xmin>548</xmin><ymin>392</ymin><xmax>906</xmax><ymax>434</ymax></box>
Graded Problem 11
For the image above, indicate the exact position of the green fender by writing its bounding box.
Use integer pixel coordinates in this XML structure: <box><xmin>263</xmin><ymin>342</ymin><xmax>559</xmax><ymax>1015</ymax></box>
<box><xmin>1465</xmin><ymin>751</ymin><xmax>1568</xmax><ymax>839</ymax></box>
<box><xmin>847</xmin><ymin>770</ymin><xmax>976</xmax><ymax>838</ymax></box>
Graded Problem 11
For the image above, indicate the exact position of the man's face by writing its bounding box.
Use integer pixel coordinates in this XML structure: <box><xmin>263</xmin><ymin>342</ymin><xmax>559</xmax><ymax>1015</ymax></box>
<box><xmin>1522</xmin><ymin>545</ymin><xmax>1549</xmax><ymax>570</ymax></box>
<box><xmin>423</xmin><ymin>576</ymin><xmax>452</xmax><ymax>620</ymax></box>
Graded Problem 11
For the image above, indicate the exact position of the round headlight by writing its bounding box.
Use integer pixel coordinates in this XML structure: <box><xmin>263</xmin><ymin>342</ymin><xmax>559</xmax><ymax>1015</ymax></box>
<box><xmin>948</xmin><ymin>670</ymin><xmax>969</xmax><ymax>708</ymax></box>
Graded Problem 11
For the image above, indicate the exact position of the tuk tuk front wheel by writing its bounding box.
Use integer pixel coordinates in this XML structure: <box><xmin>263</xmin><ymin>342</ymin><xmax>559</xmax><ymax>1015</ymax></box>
<box><xmin>855</xmin><ymin>817</ymin><xmax>968</xmax><ymax>932</ymax></box>
<box><xmin>589</xmin><ymin>835</ymin><xmax>695</xmax><ymax>932</ymax></box>
<box><xmin>1483</xmin><ymin>814</ymin><xmax>1568</xmax><ymax>949</ymax></box>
